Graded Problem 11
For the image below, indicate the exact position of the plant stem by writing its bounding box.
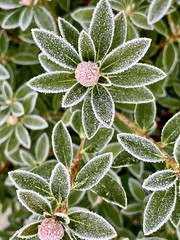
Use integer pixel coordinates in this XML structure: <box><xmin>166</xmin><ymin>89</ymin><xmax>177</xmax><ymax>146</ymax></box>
<box><xmin>167</xmin><ymin>14</ymin><xmax>176</xmax><ymax>35</ymax></box>
<box><xmin>115</xmin><ymin>111</ymin><xmax>180</xmax><ymax>172</ymax></box>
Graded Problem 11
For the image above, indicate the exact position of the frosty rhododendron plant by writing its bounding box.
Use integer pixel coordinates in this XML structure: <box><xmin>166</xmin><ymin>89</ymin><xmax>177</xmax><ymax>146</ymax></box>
<box><xmin>0</xmin><ymin>0</ymin><xmax>180</xmax><ymax>239</ymax></box>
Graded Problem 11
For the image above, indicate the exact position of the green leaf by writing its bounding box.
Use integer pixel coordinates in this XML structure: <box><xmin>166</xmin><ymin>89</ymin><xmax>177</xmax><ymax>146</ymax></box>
<box><xmin>62</xmin><ymin>83</ymin><xmax>88</xmax><ymax>108</ymax></box>
<box><xmin>122</xmin><ymin>203</ymin><xmax>142</xmax><ymax>216</ymax></box>
<box><xmin>163</xmin><ymin>42</ymin><xmax>178</xmax><ymax>74</ymax></box>
<box><xmin>2</xmin><ymin>81</ymin><xmax>12</xmax><ymax>99</ymax></box>
<box><xmin>82</xmin><ymin>92</ymin><xmax>100</xmax><ymax>139</ymax></box>
<box><xmin>83</xmin><ymin>127</ymin><xmax>114</xmax><ymax>153</ymax></box>
<box><xmin>32</xmin><ymin>29</ymin><xmax>80</xmax><ymax>70</ymax></box>
<box><xmin>57</xmin><ymin>0</ymin><xmax>70</xmax><ymax>12</ymax></box>
<box><xmin>0</xmin><ymin>64</ymin><xmax>9</xmax><ymax>80</ymax></box>
<box><xmin>35</xmin><ymin>133</ymin><xmax>49</xmax><ymax>163</ymax></box>
<box><xmin>130</xmin><ymin>12</ymin><xmax>153</xmax><ymax>30</ymax></box>
<box><xmin>143</xmin><ymin>170</ymin><xmax>177</xmax><ymax>191</ymax></box>
<box><xmin>108</xmin><ymin>86</ymin><xmax>155</xmax><ymax>103</ymax></box>
<box><xmin>71</xmin><ymin>7</ymin><xmax>94</xmax><ymax>29</ymax></box>
<box><xmin>52</xmin><ymin>120</ymin><xmax>73</xmax><ymax>170</ymax></box>
<box><xmin>19</xmin><ymin>7</ymin><xmax>34</xmax><ymax>31</ymax></box>
<box><xmin>128</xmin><ymin>178</ymin><xmax>146</xmax><ymax>202</ymax></box>
<box><xmin>2</xmin><ymin>9</ymin><xmax>21</xmax><ymax>29</ymax></box>
<box><xmin>0</xmin><ymin>124</ymin><xmax>13</xmax><ymax>144</ymax></box>
<box><xmin>50</xmin><ymin>162</ymin><xmax>70</xmax><ymax>203</ymax></box>
<box><xmin>58</xmin><ymin>17</ymin><xmax>79</xmax><ymax>51</ymax></box>
<box><xmin>12</xmin><ymin>102</ymin><xmax>24</xmax><ymax>117</ymax></box>
<box><xmin>13</xmin><ymin>53</ymin><xmax>39</xmax><ymax>65</ymax></box>
<box><xmin>20</xmin><ymin>149</ymin><xmax>35</xmax><ymax>166</ymax></box>
<box><xmin>0</xmin><ymin>107</ymin><xmax>10</xmax><ymax>126</ymax></box>
<box><xmin>92</xmin><ymin>174</ymin><xmax>127</xmax><ymax>208</ymax></box>
<box><xmin>147</xmin><ymin>0</ymin><xmax>172</xmax><ymax>24</ymax></box>
<box><xmin>161</xmin><ymin>111</ymin><xmax>180</xmax><ymax>146</ymax></box>
<box><xmin>112</xmin><ymin>150</ymin><xmax>140</xmax><ymax>168</ymax></box>
<box><xmin>78</xmin><ymin>30</ymin><xmax>96</xmax><ymax>62</ymax></box>
<box><xmin>18</xmin><ymin>221</ymin><xmax>41</xmax><ymax>238</ymax></box>
<box><xmin>110</xmin><ymin>11</ymin><xmax>127</xmax><ymax>51</ymax></box>
<box><xmin>0</xmin><ymin>0</ymin><xmax>21</xmax><ymax>9</ymax></box>
<box><xmin>135</xmin><ymin>102</ymin><xmax>156</xmax><ymax>131</ymax></box>
<box><xmin>170</xmin><ymin>186</ymin><xmax>180</xmax><ymax>227</ymax></box>
<box><xmin>15</xmin><ymin>123</ymin><xmax>30</xmax><ymax>149</ymax></box>
<box><xmin>34</xmin><ymin>6</ymin><xmax>56</xmax><ymax>32</ymax></box>
<box><xmin>89</xmin><ymin>0</ymin><xmax>114</xmax><ymax>61</ymax></box>
<box><xmin>22</xmin><ymin>115</ymin><xmax>48</xmax><ymax>130</ymax></box>
<box><xmin>5</xmin><ymin>130</ymin><xmax>20</xmax><ymax>154</ymax></box>
<box><xmin>0</xmin><ymin>30</ymin><xmax>9</xmax><ymax>55</ymax></box>
<box><xmin>117</xmin><ymin>133</ymin><xmax>165</xmax><ymax>162</ymax></box>
<box><xmin>73</xmin><ymin>153</ymin><xmax>113</xmax><ymax>190</ymax></box>
<box><xmin>143</xmin><ymin>185</ymin><xmax>176</xmax><ymax>235</ymax></box>
<box><xmin>108</xmin><ymin>64</ymin><xmax>166</xmax><ymax>87</ymax></box>
<box><xmin>101</xmin><ymin>38</ymin><xmax>151</xmax><ymax>74</ymax></box>
<box><xmin>68</xmin><ymin>210</ymin><xmax>117</xmax><ymax>239</ymax></box>
<box><xmin>23</xmin><ymin>92</ymin><xmax>38</xmax><ymax>115</ymax></box>
<box><xmin>9</xmin><ymin>170</ymin><xmax>51</xmax><ymax>197</ymax></box>
<box><xmin>92</xmin><ymin>85</ymin><xmax>114</xmax><ymax>127</ymax></box>
<box><xmin>28</xmin><ymin>71</ymin><xmax>76</xmax><ymax>93</ymax></box>
<box><xmin>71</xmin><ymin>110</ymin><xmax>84</xmax><ymax>137</ymax></box>
<box><xmin>17</xmin><ymin>190</ymin><xmax>52</xmax><ymax>215</ymax></box>
<box><xmin>15</xmin><ymin>84</ymin><xmax>33</xmax><ymax>100</ymax></box>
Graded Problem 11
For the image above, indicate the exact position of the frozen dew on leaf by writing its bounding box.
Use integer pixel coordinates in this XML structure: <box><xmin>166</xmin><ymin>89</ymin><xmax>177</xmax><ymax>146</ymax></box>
<box><xmin>38</xmin><ymin>218</ymin><xmax>64</xmax><ymax>240</ymax></box>
<box><xmin>75</xmin><ymin>61</ymin><xmax>100</xmax><ymax>87</ymax></box>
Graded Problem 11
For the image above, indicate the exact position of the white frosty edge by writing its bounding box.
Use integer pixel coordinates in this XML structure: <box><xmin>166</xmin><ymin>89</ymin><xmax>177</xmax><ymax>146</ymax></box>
<box><xmin>58</xmin><ymin>16</ymin><xmax>79</xmax><ymax>39</ymax></box>
<box><xmin>130</xmin><ymin>12</ymin><xmax>153</xmax><ymax>30</ymax></box>
<box><xmin>74</xmin><ymin>152</ymin><xmax>113</xmax><ymax>191</ymax></box>
<box><xmin>15</xmin><ymin>123</ymin><xmax>31</xmax><ymax>149</ymax></box>
<box><xmin>22</xmin><ymin>115</ymin><xmax>48</xmax><ymax>130</ymax></box>
<box><xmin>162</xmin><ymin>42</ymin><xmax>178</xmax><ymax>74</ymax></box>
<box><xmin>71</xmin><ymin>6</ymin><xmax>94</xmax><ymax>23</ymax></box>
<box><xmin>35</xmin><ymin>132</ymin><xmax>49</xmax><ymax>162</ymax></box>
<box><xmin>2</xmin><ymin>81</ymin><xmax>12</xmax><ymax>98</ymax></box>
<box><xmin>114</xmin><ymin>11</ymin><xmax>127</xmax><ymax>45</ymax></box>
<box><xmin>12</xmin><ymin>101</ymin><xmax>24</xmax><ymax>117</ymax></box>
<box><xmin>98</xmin><ymin>76</ymin><xmax>112</xmax><ymax>87</ymax></box>
<box><xmin>24</xmin><ymin>91</ymin><xmax>38</xmax><ymax>114</ymax></box>
<box><xmin>128</xmin><ymin>177</ymin><xmax>144</xmax><ymax>202</ymax></box>
<box><xmin>0</xmin><ymin>125</ymin><xmax>13</xmax><ymax>144</ymax></box>
<box><xmin>0</xmin><ymin>64</ymin><xmax>10</xmax><ymax>80</ymax></box>
<box><xmin>19</xmin><ymin>149</ymin><xmax>34</xmax><ymax>166</ymax></box>
<box><xmin>142</xmin><ymin>169</ymin><xmax>177</xmax><ymax>191</ymax></box>
<box><xmin>5</xmin><ymin>134</ymin><xmax>20</xmax><ymax>156</ymax></box>
<box><xmin>143</xmin><ymin>184</ymin><xmax>177</xmax><ymax>235</ymax></box>
<box><xmin>17</xmin><ymin>221</ymin><xmax>41</xmax><ymax>239</ymax></box>
<box><xmin>19</xmin><ymin>7</ymin><xmax>33</xmax><ymax>31</ymax></box>
<box><xmin>54</xmin><ymin>212</ymin><xmax>70</xmax><ymax>224</ymax></box>
<box><xmin>1</xmin><ymin>10</ymin><xmax>20</xmax><ymax>29</ymax></box>
<box><xmin>173</xmin><ymin>134</ymin><xmax>180</xmax><ymax>164</ymax></box>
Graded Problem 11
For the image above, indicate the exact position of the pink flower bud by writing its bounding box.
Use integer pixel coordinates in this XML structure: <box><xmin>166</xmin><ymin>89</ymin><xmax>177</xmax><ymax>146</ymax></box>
<box><xmin>75</xmin><ymin>61</ymin><xmax>100</xmax><ymax>87</ymax></box>
<box><xmin>38</xmin><ymin>218</ymin><xmax>64</xmax><ymax>240</ymax></box>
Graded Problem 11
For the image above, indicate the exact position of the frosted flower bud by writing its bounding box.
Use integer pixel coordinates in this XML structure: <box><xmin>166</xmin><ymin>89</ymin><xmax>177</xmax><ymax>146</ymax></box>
<box><xmin>38</xmin><ymin>218</ymin><xmax>64</xmax><ymax>240</ymax></box>
<box><xmin>22</xmin><ymin>0</ymin><xmax>33</xmax><ymax>6</ymax></box>
<box><xmin>6</xmin><ymin>116</ymin><xmax>18</xmax><ymax>125</ymax></box>
<box><xmin>75</xmin><ymin>61</ymin><xmax>100</xmax><ymax>87</ymax></box>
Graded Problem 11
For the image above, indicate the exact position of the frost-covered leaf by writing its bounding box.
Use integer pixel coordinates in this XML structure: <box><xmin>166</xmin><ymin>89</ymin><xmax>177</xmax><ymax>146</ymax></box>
<box><xmin>163</xmin><ymin>42</ymin><xmax>178</xmax><ymax>74</ymax></box>
<box><xmin>12</xmin><ymin>102</ymin><xmax>24</xmax><ymax>117</ymax></box>
<box><xmin>108</xmin><ymin>86</ymin><xmax>155</xmax><ymax>103</ymax></box>
<box><xmin>18</xmin><ymin>221</ymin><xmax>41</xmax><ymax>238</ymax></box>
<box><xmin>78</xmin><ymin>30</ymin><xmax>96</xmax><ymax>62</ymax></box>
<box><xmin>71</xmin><ymin>110</ymin><xmax>84</xmax><ymax>137</ymax></box>
<box><xmin>52</xmin><ymin>120</ymin><xmax>73</xmax><ymax>170</ymax></box>
<box><xmin>19</xmin><ymin>7</ymin><xmax>34</xmax><ymax>31</ymax></box>
<box><xmin>50</xmin><ymin>162</ymin><xmax>70</xmax><ymax>203</ymax></box>
<box><xmin>161</xmin><ymin>112</ymin><xmax>180</xmax><ymax>146</ymax></box>
<box><xmin>28</xmin><ymin>71</ymin><xmax>76</xmax><ymax>93</ymax></box>
<box><xmin>15</xmin><ymin>123</ymin><xmax>31</xmax><ymax>149</ymax></box>
<box><xmin>82</xmin><ymin>92</ymin><xmax>99</xmax><ymax>139</ymax></box>
<box><xmin>34</xmin><ymin>6</ymin><xmax>56</xmax><ymax>32</ymax></box>
<box><xmin>2</xmin><ymin>81</ymin><xmax>12</xmax><ymax>99</ymax></box>
<box><xmin>130</xmin><ymin>12</ymin><xmax>153</xmax><ymax>30</ymax></box>
<box><xmin>122</xmin><ymin>203</ymin><xmax>142</xmax><ymax>216</ymax></box>
<box><xmin>92</xmin><ymin>85</ymin><xmax>114</xmax><ymax>127</ymax></box>
<box><xmin>0</xmin><ymin>124</ymin><xmax>13</xmax><ymax>144</ymax></box>
<box><xmin>17</xmin><ymin>190</ymin><xmax>52</xmax><ymax>215</ymax></box>
<box><xmin>174</xmin><ymin>135</ymin><xmax>180</xmax><ymax>164</ymax></box>
<box><xmin>71</xmin><ymin>7</ymin><xmax>94</xmax><ymax>29</ymax></box>
<box><xmin>89</xmin><ymin>0</ymin><xmax>114</xmax><ymax>61</ymax></box>
<box><xmin>23</xmin><ymin>92</ymin><xmax>37</xmax><ymax>115</ymax></box>
<box><xmin>83</xmin><ymin>127</ymin><xmax>114</xmax><ymax>153</ymax></box>
<box><xmin>117</xmin><ymin>133</ymin><xmax>164</xmax><ymax>162</ymax></box>
<box><xmin>147</xmin><ymin>0</ymin><xmax>172</xmax><ymax>24</ymax></box>
<box><xmin>58</xmin><ymin>17</ymin><xmax>79</xmax><ymax>51</ymax></box>
<box><xmin>0</xmin><ymin>64</ymin><xmax>9</xmax><ymax>80</ymax></box>
<box><xmin>92</xmin><ymin>174</ymin><xmax>127</xmax><ymax>208</ymax></box>
<box><xmin>170</xmin><ymin>186</ymin><xmax>180</xmax><ymax>227</ymax></box>
<box><xmin>110</xmin><ymin>11</ymin><xmax>126</xmax><ymax>51</ymax></box>
<box><xmin>0</xmin><ymin>107</ymin><xmax>10</xmax><ymax>126</ymax></box>
<box><xmin>128</xmin><ymin>178</ymin><xmax>146</xmax><ymax>202</ymax></box>
<box><xmin>32</xmin><ymin>29</ymin><xmax>80</xmax><ymax>69</ymax></box>
<box><xmin>135</xmin><ymin>102</ymin><xmax>156</xmax><ymax>131</ymax></box>
<box><xmin>0</xmin><ymin>0</ymin><xmax>21</xmax><ymax>9</ymax></box>
<box><xmin>20</xmin><ymin>149</ymin><xmax>35</xmax><ymax>167</ymax></box>
<box><xmin>13</xmin><ymin>53</ymin><xmax>39</xmax><ymax>65</ymax></box>
<box><xmin>108</xmin><ymin>64</ymin><xmax>166</xmax><ymax>87</ymax></box>
<box><xmin>0</xmin><ymin>30</ymin><xmax>8</xmax><ymax>55</ymax></box>
<box><xmin>112</xmin><ymin>150</ymin><xmax>140</xmax><ymax>168</ymax></box>
<box><xmin>73</xmin><ymin>153</ymin><xmax>113</xmax><ymax>190</ymax></box>
<box><xmin>9</xmin><ymin>170</ymin><xmax>51</xmax><ymax>197</ymax></box>
<box><xmin>5</xmin><ymin>130</ymin><xmax>19</xmax><ymax>154</ymax></box>
<box><xmin>143</xmin><ymin>170</ymin><xmax>177</xmax><ymax>191</ymax></box>
<box><xmin>101</xmin><ymin>38</ymin><xmax>151</xmax><ymax>74</ymax></box>
<box><xmin>2</xmin><ymin>9</ymin><xmax>21</xmax><ymax>29</ymax></box>
<box><xmin>68</xmin><ymin>210</ymin><xmax>117</xmax><ymax>239</ymax></box>
<box><xmin>62</xmin><ymin>83</ymin><xmax>88</xmax><ymax>108</ymax></box>
<box><xmin>22</xmin><ymin>115</ymin><xmax>48</xmax><ymax>130</ymax></box>
<box><xmin>143</xmin><ymin>185</ymin><xmax>176</xmax><ymax>235</ymax></box>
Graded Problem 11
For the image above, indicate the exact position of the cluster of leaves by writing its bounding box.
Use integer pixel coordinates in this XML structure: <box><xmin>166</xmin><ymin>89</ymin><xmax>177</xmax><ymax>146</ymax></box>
<box><xmin>0</xmin><ymin>0</ymin><xmax>180</xmax><ymax>240</ymax></box>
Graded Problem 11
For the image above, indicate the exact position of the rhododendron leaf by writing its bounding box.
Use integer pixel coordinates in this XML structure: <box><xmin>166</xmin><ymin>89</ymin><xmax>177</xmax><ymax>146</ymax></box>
<box><xmin>92</xmin><ymin>174</ymin><xmax>127</xmax><ymax>208</ymax></box>
<box><xmin>9</xmin><ymin>170</ymin><xmax>51</xmax><ymax>197</ymax></box>
<box><xmin>19</xmin><ymin>7</ymin><xmax>34</xmax><ymax>31</ymax></box>
<box><xmin>143</xmin><ymin>170</ymin><xmax>177</xmax><ymax>191</ymax></box>
<box><xmin>22</xmin><ymin>115</ymin><xmax>48</xmax><ymax>130</ymax></box>
<box><xmin>73</xmin><ymin>153</ymin><xmax>113</xmax><ymax>190</ymax></box>
<box><xmin>163</xmin><ymin>42</ymin><xmax>178</xmax><ymax>74</ymax></box>
<box><xmin>78</xmin><ymin>30</ymin><xmax>96</xmax><ymax>62</ymax></box>
<box><xmin>147</xmin><ymin>0</ymin><xmax>172</xmax><ymax>24</ymax></box>
<box><xmin>143</xmin><ymin>185</ymin><xmax>176</xmax><ymax>235</ymax></box>
<box><xmin>118</xmin><ymin>133</ymin><xmax>165</xmax><ymax>162</ymax></box>
<box><xmin>2</xmin><ymin>9</ymin><xmax>21</xmax><ymax>29</ymax></box>
<box><xmin>18</xmin><ymin>222</ymin><xmax>41</xmax><ymax>238</ymax></box>
<box><xmin>110</xmin><ymin>11</ymin><xmax>127</xmax><ymax>51</ymax></box>
<box><xmin>13</xmin><ymin>53</ymin><xmax>39</xmax><ymax>65</ymax></box>
<box><xmin>173</xmin><ymin>135</ymin><xmax>180</xmax><ymax>164</ymax></box>
<box><xmin>50</xmin><ymin>162</ymin><xmax>70</xmax><ymax>203</ymax></box>
<box><xmin>0</xmin><ymin>107</ymin><xmax>10</xmax><ymax>126</ymax></box>
<box><xmin>122</xmin><ymin>203</ymin><xmax>142</xmax><ymax>216</ymax></box>
<box><xmin>0</xmin><ymin>64</ymin><xmax>10</xmax><ymax>80</ymax></box>
<box><xmin>108</xmin><ymin>86</ymin><xmax>155</xmax><ymax>103</ymax></box>
<box><xmin>20</xmin><ymin>150</ymin><xmax>35</xmax><ymax>167</ymax></box>
<box><xmin>27</xmin><ymin>72</ymin><xmax>76</xmax><ymax>93</ymax></box>
<box><xmin>62</xmin><ymin>83</ymin><xmax>88</xmax><ymax>108</ymax></box>
<box><xmin>35</xmin><ymin>133</ymin><xmax>49</xmax><ymax>163</ymax></box>
<box><xmin>52</xmin><ymin>120</ymin><xmax>73</xmax><ymax>170</ymax></box>
<box><xmin>5</xmin><ymin>130</ymin><xmax>20</xmax><ymax>154</ymax></box>
<box><xmin>32</xmin><ymin>29</ymin><xmax>80</xmax><ymax>69</ymax></box>
<box><xmin>2</xmin><ymin>81</ymin><xmax>12</xmax><ymax>99</ymax></box>
<box><xmin>130</xmin><ymin>12</ymin><xmax>153</xmax><ymax>30</ymax></box>
<box><xmin>101</xmin><ymin>38</ymin><xmax>151</xmax><ymax>74</ymax></box>
<box><xmin>15</xmin><ymin>123</ymin><xmax>31</xmax><ymax>149</ymax></box>
<box><xmin>89</xmin><ymin>0</ymin><xmax>114</xmax><ymax>61</ymax></box>
<box><xmin>17</xmin><ymin>190</ymin><xmax>52</xmax><ymax>215</ymax></box>
<box><xmin>68</xmin><ymin>210</ymin><xmax>117</xmax><ymax>239</ymax></box>
<box><xmin>170</xmin><ymin>187</ymin><xmax>180</xmax><ymax>227</ymax></box>
<box><xmin>0</xmin><ymin>0</ymin><xmax>21</xmax><ymax>9</ymax></box>
<box><xmin>92</xmin><ymin>85</ymin><xmax>114</xmax><ymax>127</ymax></box>
<box><xmin>71</xmin><ymin>7</ymin><xmax>94</xmax><ymax>30</ymax></box>
<box><xmin>108</xmin><ymin>64</ymin><xmax>166</xmax><ymax>87</ymax></box>
<box><xmin>58</xmin><ymin>17</ymin><xmax>79</xmax><ymax>51</ymax></box>
<box><xmin>128</xmin><ymin>178</ymin><xmax>146</xmax><ymax>202</ymax></box>
<box><xmin>0</xmin><ymin>124</ymin><xmax>13</xmax><ymax>144</ymax></box>
<box><xmin>83</xmin><ymin>127</ymin><xmax>114</xmax><ymax>153</ymax></box>
<box><xmin>23</xmin><ymin>92</ymin><xmax>38</xmax><ymax>115</ymax></box>
<box><xmin>112</xmin><ymin>150</ymin><xmax>140</xmax><ymax>168</ymax></box>
<box><xmin>71</xmin><ymin>110</ymin><xmax>84</xmax><ymax>137</ymax></box>
<box><xmin>12</xmin><ymin>102</ymin><xmax>24</xmax><ymax>117</ymax></box>
<box><xmin>82</xmin><ymin>92</ymin><xmax>100</xmax><ymax>139</ymax></box>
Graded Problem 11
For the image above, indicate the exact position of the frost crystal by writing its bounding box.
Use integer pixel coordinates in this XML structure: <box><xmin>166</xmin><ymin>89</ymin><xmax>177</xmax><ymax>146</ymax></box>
<box><xmin>75</xmin><ymin>61</ymin><xmax>100</xmax><ymax>87</ymax></box>
<box><xmin>38</xmin><ymin>218</ymin><xmax>64</xmax><ymax>240</ymax></box>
